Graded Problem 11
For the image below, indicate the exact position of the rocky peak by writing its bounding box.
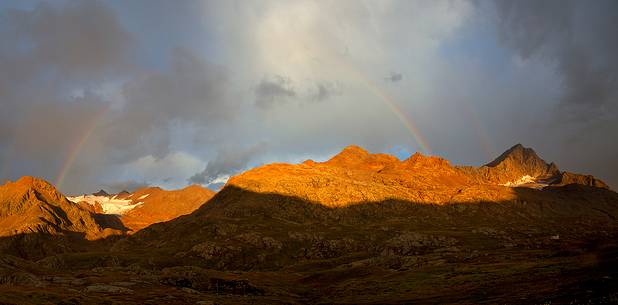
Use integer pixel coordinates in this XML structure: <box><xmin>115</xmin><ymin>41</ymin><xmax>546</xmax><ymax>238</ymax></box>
<box><xmin>325</xmin><ymin>145</ymin><xmax>370</xmax><ymax>163</ymax></box>
<box><xmin>324</xmin><ymin>145</ymin><xmax>399</xmax><ymax>169</ymax></box>
<box><xmin>555</xmin><ymin>172</ymin><xmax>610</xmax><ymax>190</ymax></box>
<box><xmin>120</xmin><ymin>184</ymin><xmax>215</xmax><ymax>232</ymax></box>
<box><xmin>0</xmin><ymin>177</ymin><xmax>108</xmax><ymax>239</ymax></box>
<box><xmin>486</xmin><ymin>144</ymin><xmax>543</xmax><ymax>168</ymax></box>
<box><xmin>226</xmin><ymin>145</ymin><xmax>479</xmax><ymax>207</ymax></box>
<box><xmin>92</xmin><ymin>189</ymin><xmax>110</xmax><ymax>197</ymax></box>
<box><xmin>14</xmin><ymin>176</ymin><xmax>55</xmax><ymax>190</ymax></box>
<box><xmin>403</xmin><ymin>152</ymin><xmax>451</xmax><ymax>169</ymax></box>
<box><xmin>477</xmin><ymin>144</ymin><xmax>560</xmax><ymax>185</ymax></box>
<box><xmin>5</xmin><ymin>176</ymin><xmax>65</xmax><ymax>205</ymax></box>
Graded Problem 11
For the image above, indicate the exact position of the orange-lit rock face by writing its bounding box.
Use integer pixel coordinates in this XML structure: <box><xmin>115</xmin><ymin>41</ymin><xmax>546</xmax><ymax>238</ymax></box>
<box><xmin>226</xmin><ymin>144</ymin><xmax>610</xmax><ymax>207</ymax></box>
<box><xmin>120</xmin><ymin>185</ymin><xmax>214</xmax><ymax>232</ymax></box>
<box><xmin>227</xmin><ymin>145</ymin><xmax>516</xmax><ymax>207</ymax></box>
<box><xmin>473</xmin><ymin>144</ymin><xmax>561</xmax><ymax>185</ymax></box>
<box><xmin>0</xmin><ymin>176</ymin><xmax>105</xmax><ymax>239</ymax></box>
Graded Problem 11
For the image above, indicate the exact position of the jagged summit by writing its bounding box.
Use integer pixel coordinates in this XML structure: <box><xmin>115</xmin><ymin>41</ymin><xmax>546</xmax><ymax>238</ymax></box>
<box><xmin>122</xmin><ymin>144</ymin><xmax>618</xmax><ymax>305</ymax></box>
<box><xmin>93</xmin><ymin>189</ymin><xmax>110</xmax><ymax>197</ymax></box>
<box><xmin>556</xmin><ymin>172</ymin><xmax>609</xmax><ymax>189</ymax></box>
<box><xmin>472</xmin><ymin>144</ymin><xmax>560</xmax><ymax>185</ymax></box>
<box><xmin>485</xmin><ymin>143</ymin><xmax>556</xmax><ymax>174</ymax></box>
<box><xmin>325</xmin><ymin>145</ymin><xmax>369</xmax><ymax>163</ymax></box>
<box><xmin>228</xmin><ymin>145</ymin><xmax>484</xmax><ymax>207</ymax></box>
<box><xmin>1</xmin><ymin>176</ymin><xmax>67</xmax><ymax>216</ymax></box>
<box><xmin>486</xmin><ymin>144</ymin><xmax>532</xmax><ymax>167</ymax></box>
<box><xmin>12</xmin><ymin>176</ymin><xmax>58</xmax><ymax>193</ymax></box>
<box><xmin>403</xmin><ymin>152</ymin><xmax>451</xmax><ymax>169</ymax></box>
<box><xmin>2</xmin><ymin>148</ymin><xmax>617</xmax><ymax>303</ymax></box>
<box><xmin>324</xmin><ymin>145</ymin><xmax>398</xmax><ymax>169</ymax></box>
<box><xmin>0</xmin><ymin>176</ymin><xmax>107</xmax><ymax>239</ymax></box>
<box><xmin>469</xmin><ymin>144</ymin><xmax>609</xmax><ymax>189</ymax></box>
<box><xmin>226</xmin><ymin>144</ymin><xmax>610</xmax><ymax>207</ymax></box>
<box><xmin>338</xmin><ymin>144</ymin><xmax>369</xmax><ymax>155</ymax></box>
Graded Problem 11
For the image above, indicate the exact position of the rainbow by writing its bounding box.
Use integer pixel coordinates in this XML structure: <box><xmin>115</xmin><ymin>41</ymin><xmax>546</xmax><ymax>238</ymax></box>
<box><xmin>55</xmin><ymin>104</ymin><xmax>110</xmax><ymax>189</ymax></box>
<box><xmin>326</xmin><ymin>55</ymin><xmax>432</xmax><ymax>154</ymax></box>
<box><xmin>354</xmin><ymin>74</ymin><xmax>432</xmax><ymax>154</ymax></box>
<box><xmin>459</xmin><ymin>103</ymin><xmax>494</xmax><ymax>161</ymax></box>
<box><xmin>52</xmin><ymin>58</ymin><xmax>488</xmax><ymax>190</ymax></box>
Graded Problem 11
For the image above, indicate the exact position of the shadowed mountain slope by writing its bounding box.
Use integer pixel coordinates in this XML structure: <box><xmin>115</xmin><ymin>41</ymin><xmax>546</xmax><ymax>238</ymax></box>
<box><xmin>122</xmin><ymin>145</ymin><xmax>617</xmax><ymax>273</ymax></box>
<box><xmin>108</xmin><ymin>183</ymin><xmax>618</xmax><ymax>304</ymax></box>
<box><xmin>0</xmin><ymin>145</ymin><xmax>616</xmax><ymax>304</ymax></box>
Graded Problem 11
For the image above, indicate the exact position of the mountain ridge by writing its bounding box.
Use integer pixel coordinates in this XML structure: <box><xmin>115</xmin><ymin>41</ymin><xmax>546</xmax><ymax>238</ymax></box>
<box><xmin>226</xmin><ymin>144</ymin><xmax>609</xmax><ymax>207</ymax></box>
<box><xmin>1</xmin><ymin>144</ymin><xmax>617</xmax><ymax>304</ymax></box>
<box><xmin>0</xmin><ymin>176</ymin><xmax>115</xmax><ymax>240</ymax></box>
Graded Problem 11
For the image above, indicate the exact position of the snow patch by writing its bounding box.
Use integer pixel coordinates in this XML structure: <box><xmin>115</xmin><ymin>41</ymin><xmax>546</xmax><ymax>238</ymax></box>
<box><xmin>137</xmin><ymin>194</ymin><xmax>149</xmax><ymax>200</ymax></box>
<box><xmin>500</xmin><ymin>175</ymin><xmax>548</xmax><ymax>189</ymax></box>
<box><xmin>501</xmin><ymin>175</ymin><xmax>537</xmax><ymax>186</ymax></box>
<box><xmin>67</xmin><ymin>195</ymin><xmax>140</xmax><ymax>215</ymax></box>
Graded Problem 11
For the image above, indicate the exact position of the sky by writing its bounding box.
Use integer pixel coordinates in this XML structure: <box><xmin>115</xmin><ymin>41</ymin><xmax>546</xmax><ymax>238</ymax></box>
<box><xmin>0</xmin><ymin>0</ymin><xmax>617</xmax><ymax>194</ymax></box>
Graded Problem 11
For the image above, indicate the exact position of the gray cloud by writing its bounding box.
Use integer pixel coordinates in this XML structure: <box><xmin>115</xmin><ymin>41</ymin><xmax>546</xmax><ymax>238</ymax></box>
<box><xmin>1</xmin><ymin>0</ymin><xmax>617</xmax><ymax>193</ymax></box>
<box><xmin>307</xmin><ymin>81</ymin><xmax>342</xmax><ymax>102</ymax></box>
<box><xmin>492</xmin><ymin>0</ymin><xmax>618</xmax><ymax>187</ymax></box>
<box><xmin>254</xmin><ymin>75</ymin><xmax>296</xmax><ymax>108</ymax></box>
<box><xmin>189</xmin><ymin>143</ymin><xmax>268</xmax><ymax>186</ymax></box>
<box><xmin>0</xmin><ymin>1</ymin><xmax>236</xmax><ymax>193</ymax></box>
<box><xmin>386</xmin><ymin>72</ymin><xmax>403</xmax><ymax>82</ymax></box>
<box><xmin>103</xmin><ymin>180</ymin><xmax>150</xmax><ymax>194</ymax></box>
<box><xmin>495</xmin><ymin>0</ymin><xmax>618</xmax><ymax>119</ymax></box>
<box><xmin>99</xmin><ymin>47</ymin><xmax>232</xmax><ymax>160</ymax></box>
<box><xmin>0</xmin><ymin>1</ymin><xmax>136</xmax><ymax>189</ymax></box>
<box><xmin>0</xmin><ymin>1</ymin><xmax>134</xmax><ymax>87</ymax></box>
<box><xmin>254</xmin><ymin>75</ymin><xmax>342</xmax><ymax>108</ymax></box>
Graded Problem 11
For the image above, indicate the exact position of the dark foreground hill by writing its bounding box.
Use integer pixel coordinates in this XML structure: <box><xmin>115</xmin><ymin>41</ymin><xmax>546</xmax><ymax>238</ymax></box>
<box><xmin>0</xmin><ymin>144</ymin><xmax>617</xmax><ymax>304</ymax></box>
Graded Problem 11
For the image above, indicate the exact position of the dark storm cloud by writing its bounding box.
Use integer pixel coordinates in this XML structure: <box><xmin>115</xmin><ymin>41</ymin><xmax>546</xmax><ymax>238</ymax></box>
<box><xmin>0</xmin><ymin>1</ymin><xmax>237</xmax><ymax>193</ymax></box>
<box><xmin>103</xmin><ymin>180</ymin><xmax>150</xmax><ymax>194</ymax></box>
<box><xmin>0</xmin><ymin>1</ymin><xmax>134</xmax><ymax>188</ymax></box>
<box><xmin>495</xmin><ymin>0</ymin><xmax>618</xmax><ymax>119</ymax></box>
<box><xmin>122</xmin><ymin>48</ymin><xmax>230</xmax><ymax>123</ymax></box>
<box><xmin>254</xmin><ymin>75</ymin><xmax>296</xmax><ymax>108</ymax></box>
<box><xmin>2</xmin><ymin>0</ymin><xmax>617</xmax><ymax>193</ymax></box>
<box><xmin>101</xmin><ymin>47</ymin><xmax>231</xmax><ymax>159</ymax></box>
<box><xmin>307</xmin><ymin>81</ymin><xmax>342</xmax><ymax>102</ymax></box>
<box><xmin>0</xmin><ymin>0</ymin><xmax>134</xmax><ymax>86</ymax></box>
<box><xmin>189</xmin><ymin>143</ymin><xmax>267</xmax><ymax>186</ymax></box>
<box><xmin>386</xmin><ymin>72</ymin><xmax>403</xmax><ymax>83</ymax></box>
<box><xmin>492</xmin><ymin>0</ymin><xmax>618</xmax><ymax>188</ymax></box>
<box><xmin>254</xmin><ymin>75</ymin><xmax>341</xmax><ymax>107</ymax></box>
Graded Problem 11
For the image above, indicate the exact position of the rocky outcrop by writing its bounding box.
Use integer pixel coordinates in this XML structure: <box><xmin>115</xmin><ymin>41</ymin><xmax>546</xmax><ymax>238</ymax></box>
<box><xmin>1</xmin><ymin>146</ymin><xmax>616</xmax><ymax>304</ymax></box>
<box><xmin>473</xmin><ymin>144</ymin><xmax>561</xmax><ymax>185</ymax></box>
<box><xmin>119</xmin><ymin>185</ymin><xmax>215</xmax><ymax>232</ymax></box>
<box><xmin>0</xmin><ymin>177</ymin><xmax>108</xmax><ymax>239</ymax></box>
<box><xmin>226</xmin><ymin>145</ymin><xmax>477</xmax><ymax>207</ymax></box>
<box><xmin>459</xmin><ymin>144</ymin><xmax>609</xmax><ymax>189</ymax></box>
<box><xmin>554</xmin><ymin>171</ymin><xmax>610</xmax><ymax>189</ymax></box>
<box><xmin>92</xmin><ymin>190</ymin><xmax>110</xmax><ymax>197</ymax></box>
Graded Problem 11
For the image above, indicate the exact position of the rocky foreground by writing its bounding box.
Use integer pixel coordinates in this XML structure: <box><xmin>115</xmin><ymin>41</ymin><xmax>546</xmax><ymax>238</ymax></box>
<box><xmin>1</xmin><ymin>144</ymin><xmax>617</xmax><ymax>304</ymax></box>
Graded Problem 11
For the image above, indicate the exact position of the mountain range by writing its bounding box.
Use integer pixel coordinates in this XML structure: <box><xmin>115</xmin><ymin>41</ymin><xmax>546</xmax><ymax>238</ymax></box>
<box><xmin>0</xmin><ymin>144</ymin><xmax>616</xmax><ymax>304</ymax></box>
